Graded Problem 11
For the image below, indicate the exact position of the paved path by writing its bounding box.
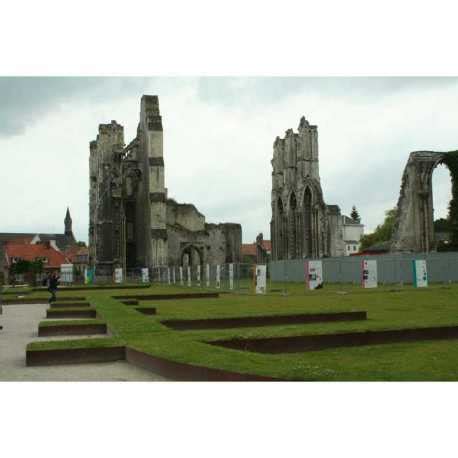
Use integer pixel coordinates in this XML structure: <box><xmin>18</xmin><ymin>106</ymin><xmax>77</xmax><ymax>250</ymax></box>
<box><xmin>0</xmin><ymin>303</ymin><xmax>167</xmax><ymax>381</ymax></box>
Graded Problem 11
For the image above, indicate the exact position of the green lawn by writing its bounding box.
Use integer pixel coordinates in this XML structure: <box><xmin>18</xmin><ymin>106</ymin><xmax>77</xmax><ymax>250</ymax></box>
<box><xmin>28</xmin><ymin>282</ymin><xmax>458</xmax><ymax>380</ymax></box>
<box><xmin>38</xmin><ymin>319</ymin><xmax>106</xmax><ymax>328</ymax></box>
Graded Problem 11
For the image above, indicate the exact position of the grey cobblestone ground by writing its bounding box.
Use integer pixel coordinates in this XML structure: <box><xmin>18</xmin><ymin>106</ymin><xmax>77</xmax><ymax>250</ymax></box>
<box><xmin>0</xmin><ymin>303</ymin><xmax>167</xmax><ymax>381</ymax></box>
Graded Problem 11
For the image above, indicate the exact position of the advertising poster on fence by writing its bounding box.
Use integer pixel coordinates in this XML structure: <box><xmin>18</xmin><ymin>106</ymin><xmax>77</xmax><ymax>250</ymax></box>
<box><xmin>179</xmin><ymin>266</ymin><xmax>183</xmax><ymax>285</ymax></box>
<box><xmin>216</xmin><ymin>264</ymin><xmax>221</xmax><ymax>289</ymax></box>
<box><xmin>187</xmin><ymin>266</ymin><xmax>191</xmax><ymax>287</ymax></box>
<box><xmin>206</xmin><ymin>263</ymin><xmax>210</xmax><ymax>287</ymax></box>
<box><xmin>305</xmin><ymin>260</ymin><xmax>323</xmax><ymax>290</ymax></box>
<box><xmin>141</xmin><ymin>268</ymin><xmax>149</xmax><ymax>283</ymax></box>
<box><xmin>114</xmin><ymin>267</ymin><xmax>123</xmax><ymax>284</ymax></box>
<box><xmin>413</xmin><ymin>259</ymin><xmax>428</xmax><ymax>287</ymax></box>
<box><xmin>362</xmin><ymin>259</ymin><xmax>377</xmax><ymax>288</ymax></box>
<box><xmin>197</xmin><ymin>265</ymin><xmax>201</xmax><ymax>286</ymax></box>
<box><xmin>255</xmin><ymin>265</ymin><xmax>267</xmax><ymax>294</ymax></box>
<box><xmin>60</xmin><ymin>264</ymin><xmax>73</xmax><ymax>284</ymax></box>
<box><xmin>229</xmin><ymin>263</ymin><xmax>234</xmax><ymax>290</ymax></box>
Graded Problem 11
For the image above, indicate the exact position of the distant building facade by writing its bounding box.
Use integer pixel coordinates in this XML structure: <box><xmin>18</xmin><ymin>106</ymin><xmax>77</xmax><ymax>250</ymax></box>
<box><xmin>0</xmin><ymin>208</ymin><xmax>77</xmax><ymax>283</ymax></box>
<box><xmin>341</xmin><ymin>215</ymin><xmax>364</xmax><ymax>255</ymax></box>
<box><xmin>89</xmin><ymin>95</ymin><xmax>241</xmax><ymax>275</ymax></box>
<box><xmin>270</xmin><ymin>117</ymin><xmax>363</xmax><ymax>260</ymax></box>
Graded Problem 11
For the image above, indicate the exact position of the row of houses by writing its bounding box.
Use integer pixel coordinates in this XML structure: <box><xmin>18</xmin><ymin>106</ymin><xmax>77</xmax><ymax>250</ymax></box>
<box><xmin>0</xmin><ymin>209</ymin><xmax>88</xmax><ymax>284</ymax></box>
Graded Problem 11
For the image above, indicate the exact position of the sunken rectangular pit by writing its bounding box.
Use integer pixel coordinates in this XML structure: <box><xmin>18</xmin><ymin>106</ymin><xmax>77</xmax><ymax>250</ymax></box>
<box><xmin>122</xmin><ymin>299</ymin><xmax>139</xmax><ymax>305</ymax></box>
<box><xmin>135</xmin><ymin>307</ymin><xmax>157</xmax><ymax>315</ymax></box>
<box><xmin>162</xmin><ymin>311</ymin><xmax>367</xmax><ymax>331</ymax></box>
<box><xmin>208</xmin><ymin>325</ymin><xmax>458</xmax><ymax>354</ymax></box>
<box><xmin>46</xmin><ymin>308</ymin><xmax>97</xmax><ymax>319</ymax></box>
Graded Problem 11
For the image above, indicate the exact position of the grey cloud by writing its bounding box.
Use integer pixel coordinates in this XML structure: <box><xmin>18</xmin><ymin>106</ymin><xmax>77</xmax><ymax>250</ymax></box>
<box><xmin>196</xmin><ymin>76</ymin><xmax>458</xmax><ymax>107</ymax></box>
<box><xmin>0</xmin><ymin>77</ymin><xmax>154</xmax><ymax>137</ymax></box>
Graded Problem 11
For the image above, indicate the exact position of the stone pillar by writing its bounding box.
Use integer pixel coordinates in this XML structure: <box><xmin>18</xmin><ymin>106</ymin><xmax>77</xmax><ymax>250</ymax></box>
<box><xmin>140</xmin><ymin>95</ymin><xmax>168</xmax><ymax>267</ymax></box>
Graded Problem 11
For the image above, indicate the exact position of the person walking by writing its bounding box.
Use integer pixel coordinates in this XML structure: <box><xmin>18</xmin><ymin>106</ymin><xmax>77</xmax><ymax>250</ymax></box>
<box><xmin>48</xmin><ymin>271</ymin><xmax>60</xmax><ymax>303</ymax></box>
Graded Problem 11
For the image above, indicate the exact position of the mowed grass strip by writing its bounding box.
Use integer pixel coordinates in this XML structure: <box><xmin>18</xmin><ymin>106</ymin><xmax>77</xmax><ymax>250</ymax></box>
<box><xmin>39</xmin><ymin>319</ymin><xmax>105</xmax><ymax>328</ymax></box>
<box><xmin>46</xmin><ymin>307</ymin><xmax>97</xmax><ymax>319</ymax></box>
<box><xmin>24</xmin><ymin>282</ymin><xmax>458</xmax><ymax>380</ymax></box>
<box><xmin>49</xmin><ymin>302</ymin><xmax>91</xmax><ymax>308</ymax></box>
<box><xmin>27</xmin><ymin>337</ymin><xmax>122</xmax><ymax>352</ymax></box>
<box><xmin>38</xmin><ymin>319</ymin><xmax>107</xmax><ymax>336</ymax></box>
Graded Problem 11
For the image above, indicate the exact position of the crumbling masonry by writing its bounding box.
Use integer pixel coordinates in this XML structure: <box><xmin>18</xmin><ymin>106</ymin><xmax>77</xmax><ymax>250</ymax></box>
<box><xmin>89</xmin><ymin>95</ymin><xmax>241</xmax><ymax>275</ymax></box>
<box><xmin>270</xmin><ymin>117</ymin><xmax>348</xmax><ymax>260</ymax></box>
<box><xmin>391</xmin><ymin>150</ymin><xmax>458</xmax><ymax>252</ymax></box>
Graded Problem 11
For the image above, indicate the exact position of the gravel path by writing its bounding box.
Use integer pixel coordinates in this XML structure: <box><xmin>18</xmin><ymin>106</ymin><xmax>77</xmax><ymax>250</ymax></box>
<box><xmin>0</xmin><ymin>303</ymin><xmax>167</xmax><ymax>381</ymax></box>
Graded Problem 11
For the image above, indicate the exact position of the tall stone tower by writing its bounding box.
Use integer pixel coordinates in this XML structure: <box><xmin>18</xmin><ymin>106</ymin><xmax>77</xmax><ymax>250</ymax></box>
<box><xmin>88</xmin><ymin>120</ymin><xmax>125</xmax><ymax>274</ymax></box>
<box><xmin>139</xmin><ymin>95</ymin><xmax>168</xmax><ymax>267</ymax></box>
<box><xmin>271</xmin><ymin>116</ymin><xmax>342</xmax><ymax>260</ymax></box>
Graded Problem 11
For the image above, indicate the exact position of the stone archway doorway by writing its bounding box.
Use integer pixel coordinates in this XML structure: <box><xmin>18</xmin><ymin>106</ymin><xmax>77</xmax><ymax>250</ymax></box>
<box><xmin>180</xmin><ymin>245</ymin><xmax>203</xmax><ymax>268</ymax></box>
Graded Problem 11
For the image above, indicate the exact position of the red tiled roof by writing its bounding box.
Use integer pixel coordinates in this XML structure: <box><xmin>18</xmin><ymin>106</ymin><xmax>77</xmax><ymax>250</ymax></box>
<box><xmin>241</xmin><ymin>240</ymin><xmax>272</xmax><ymax>257</ymax></box>
<box><xmin>5</xmin><ymin>242</ymin><xmax>69</xmax><ymax>268</ymax></box>
<box><xmin>241</xmin><ymin>244</ymin><xmax>256</xmax><ymax>257</ymax></box>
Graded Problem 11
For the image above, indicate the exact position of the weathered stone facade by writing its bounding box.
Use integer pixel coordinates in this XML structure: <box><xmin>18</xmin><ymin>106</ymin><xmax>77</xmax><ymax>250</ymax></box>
<box><xmin>270</xmin><ymin>117</ymin><xmax>348</xmax><ymax>260</ymax></box>
<box><xmin>391</xmin><ymin>150</ymin><xmax>458</xmax><ymax>252</ymax></box>
<box><xmin>89</xmin><ymin>95</ymin><xmax>241</xmax><ymax>274</ymax></box>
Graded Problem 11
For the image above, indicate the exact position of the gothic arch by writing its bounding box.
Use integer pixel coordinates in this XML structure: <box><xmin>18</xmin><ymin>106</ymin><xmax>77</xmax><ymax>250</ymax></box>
<box><xmin>288</xmin><ymin>192</ymin><xmax>298</xmax><ymax>258</ymax></box>
<box><xmin>303</xmin><ymin>186</ymin><xmax>313</xmax><ymax>257</ymax></box>
<box><xmin>180</xmin><ymin>244</ymin><xmax>203</xmax><ymax>267</ymax></box>
<box><xmin>391</xmin><ymin>150</ymin><xmax>458</xmax><ymax>252</ymax></box>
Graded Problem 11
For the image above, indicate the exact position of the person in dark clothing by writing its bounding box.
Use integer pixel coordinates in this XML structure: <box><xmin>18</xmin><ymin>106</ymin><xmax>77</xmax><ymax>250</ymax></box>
<box><xmin>48</xmin><ymin>272</ymin><xmax>60</xmax><ymax>303</ymax></box>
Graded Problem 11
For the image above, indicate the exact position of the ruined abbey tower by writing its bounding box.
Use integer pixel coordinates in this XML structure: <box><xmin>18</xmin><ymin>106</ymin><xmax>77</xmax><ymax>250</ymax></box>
<box><xmin>270</xmin><ymin>117</ymin><xmax>350</xmax><ymax>260</ymax></box>
<box><xmin>89</xmin><ymin>95</ymin><xmax>241</xmax><ymax>275</ymax></box>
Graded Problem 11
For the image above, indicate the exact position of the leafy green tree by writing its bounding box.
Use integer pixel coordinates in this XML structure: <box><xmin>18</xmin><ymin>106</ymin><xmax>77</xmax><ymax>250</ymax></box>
<box><xmin>434</xmin><ymin>218</ymin><xmax>451</xmax><ymax>233</ymax></box>
<box><xmin>360</xmin><ymin>208</ymin><xmax>397</xmax><ymax>251</ymax></box>
<box><xmin>350</xmin><ymin>206</ymin><xmax>361</xmax><ymax>223</ymax></box>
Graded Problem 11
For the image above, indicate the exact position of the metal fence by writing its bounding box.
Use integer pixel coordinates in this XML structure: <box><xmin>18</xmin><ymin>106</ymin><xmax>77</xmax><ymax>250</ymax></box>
<box><xmin>151</xmin><ymin>263</ymin><xmax>258</xmax><ymax>292</ymax></box>
<box><xmin>270</xmin><ymin>252</ymin><xmax>458</xmax><ymax>284</ymax></box>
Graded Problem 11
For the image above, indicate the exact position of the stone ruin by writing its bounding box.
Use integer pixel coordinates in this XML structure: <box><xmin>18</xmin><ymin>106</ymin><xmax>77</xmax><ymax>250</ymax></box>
<box><xmin>391</xmin><ymin>150</ymin><xmax>458</xmax><ymax>253</ymax></box>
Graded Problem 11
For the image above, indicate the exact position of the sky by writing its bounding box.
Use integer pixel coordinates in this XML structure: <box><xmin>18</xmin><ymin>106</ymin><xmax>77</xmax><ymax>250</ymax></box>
<box><xmin>1</xmin><ymin>76</ymin><xmax>458</xmax><ymax>244</ymax></box>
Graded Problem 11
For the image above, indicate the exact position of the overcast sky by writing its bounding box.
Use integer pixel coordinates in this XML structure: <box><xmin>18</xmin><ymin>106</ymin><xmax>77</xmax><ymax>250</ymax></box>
<box><xmin>1</xmin><ymin>76</ymin><xmax>458</xmax><ymax>243</ymax></box>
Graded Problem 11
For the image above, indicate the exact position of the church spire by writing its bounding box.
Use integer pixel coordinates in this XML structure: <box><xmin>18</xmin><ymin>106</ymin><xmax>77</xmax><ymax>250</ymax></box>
<box><xmin>64</xmin><ymin>207</ymin><xmax>73</xmax><ymax>236</ymax></box>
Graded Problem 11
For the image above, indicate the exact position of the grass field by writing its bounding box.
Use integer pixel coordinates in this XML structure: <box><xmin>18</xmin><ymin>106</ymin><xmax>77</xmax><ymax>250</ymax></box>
<box><xmin>23</xmin><ymin>281</ymin><xmax>458</xmax><ymax>380</ymax></box>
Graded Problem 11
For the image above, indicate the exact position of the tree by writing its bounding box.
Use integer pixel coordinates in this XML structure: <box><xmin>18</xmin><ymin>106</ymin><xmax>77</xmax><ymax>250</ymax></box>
<box><xmin>434</xmin><ymin>218</ymin><xmax>451</xmax><ymax>233</ymax></box>
<box><xmin>359</xmin><ymin>208</ymin><xmax>397</xmax><ymax>251</ymax></box>
<box><xmin>350</xmin><ymin>205</ymin><xmax>361</xmax><ymax>223</ymax></box>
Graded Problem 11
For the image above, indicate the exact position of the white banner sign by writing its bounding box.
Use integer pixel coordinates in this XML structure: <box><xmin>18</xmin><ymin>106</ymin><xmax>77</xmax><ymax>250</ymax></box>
<box><xmin>60</xmin><ymin>264</ymin><xmax>73</xmax><ymax>283</ymax></box>
<box><xmin>114</xmin><ymin>267</ymin><xmax>123</xmax><ymax>284</ymax></box>
<box><xmin>187</xmin><ymin>266</ymin><xmax>191</xmax><ymax>287</ymax></box>
<box><xmin>255</xmin><ymin>264</ymin><xmax>267</xmax><ymax>294</ymax></box>
<box><xmin>206</xmin><ymin>263</ymin><xmax>210</xmax><ymax>287</ymax></box>
<box><xmin>229</xmin><ymin>263</ymin><xmax>234</xmax><ymax>290</ymax></box>
<box><xmin>179</xmin><ymin>266</ymin><xmax>183</xmax><ymax>285</ymax></box>
<box><xmin>216</xmin><ymin>264</ymin><xmax>221</xmax><ymax>289</ymax></box>
<box><xmin>413</xmin><ymin>259</ymin><xmax>428</xmax><ymax>288</ymax></box>
<box><xmin>305</xmin><ymin>260</ymin><xmax>323</xmax><ymax>290</ymax></box>
<box><xmin>197</xmin><ymin>265</ymin><xmax>201</xmax><ymax>286</ymax></box>
<box><xmin>141</xmin><ymin>268</ymin><xmax>149</xmax><ymax>283</ymax></box>
<box><xmin>362</xmin><ymin>260</ymin><xmax>378</xmax><ymax>288</ymax></box>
